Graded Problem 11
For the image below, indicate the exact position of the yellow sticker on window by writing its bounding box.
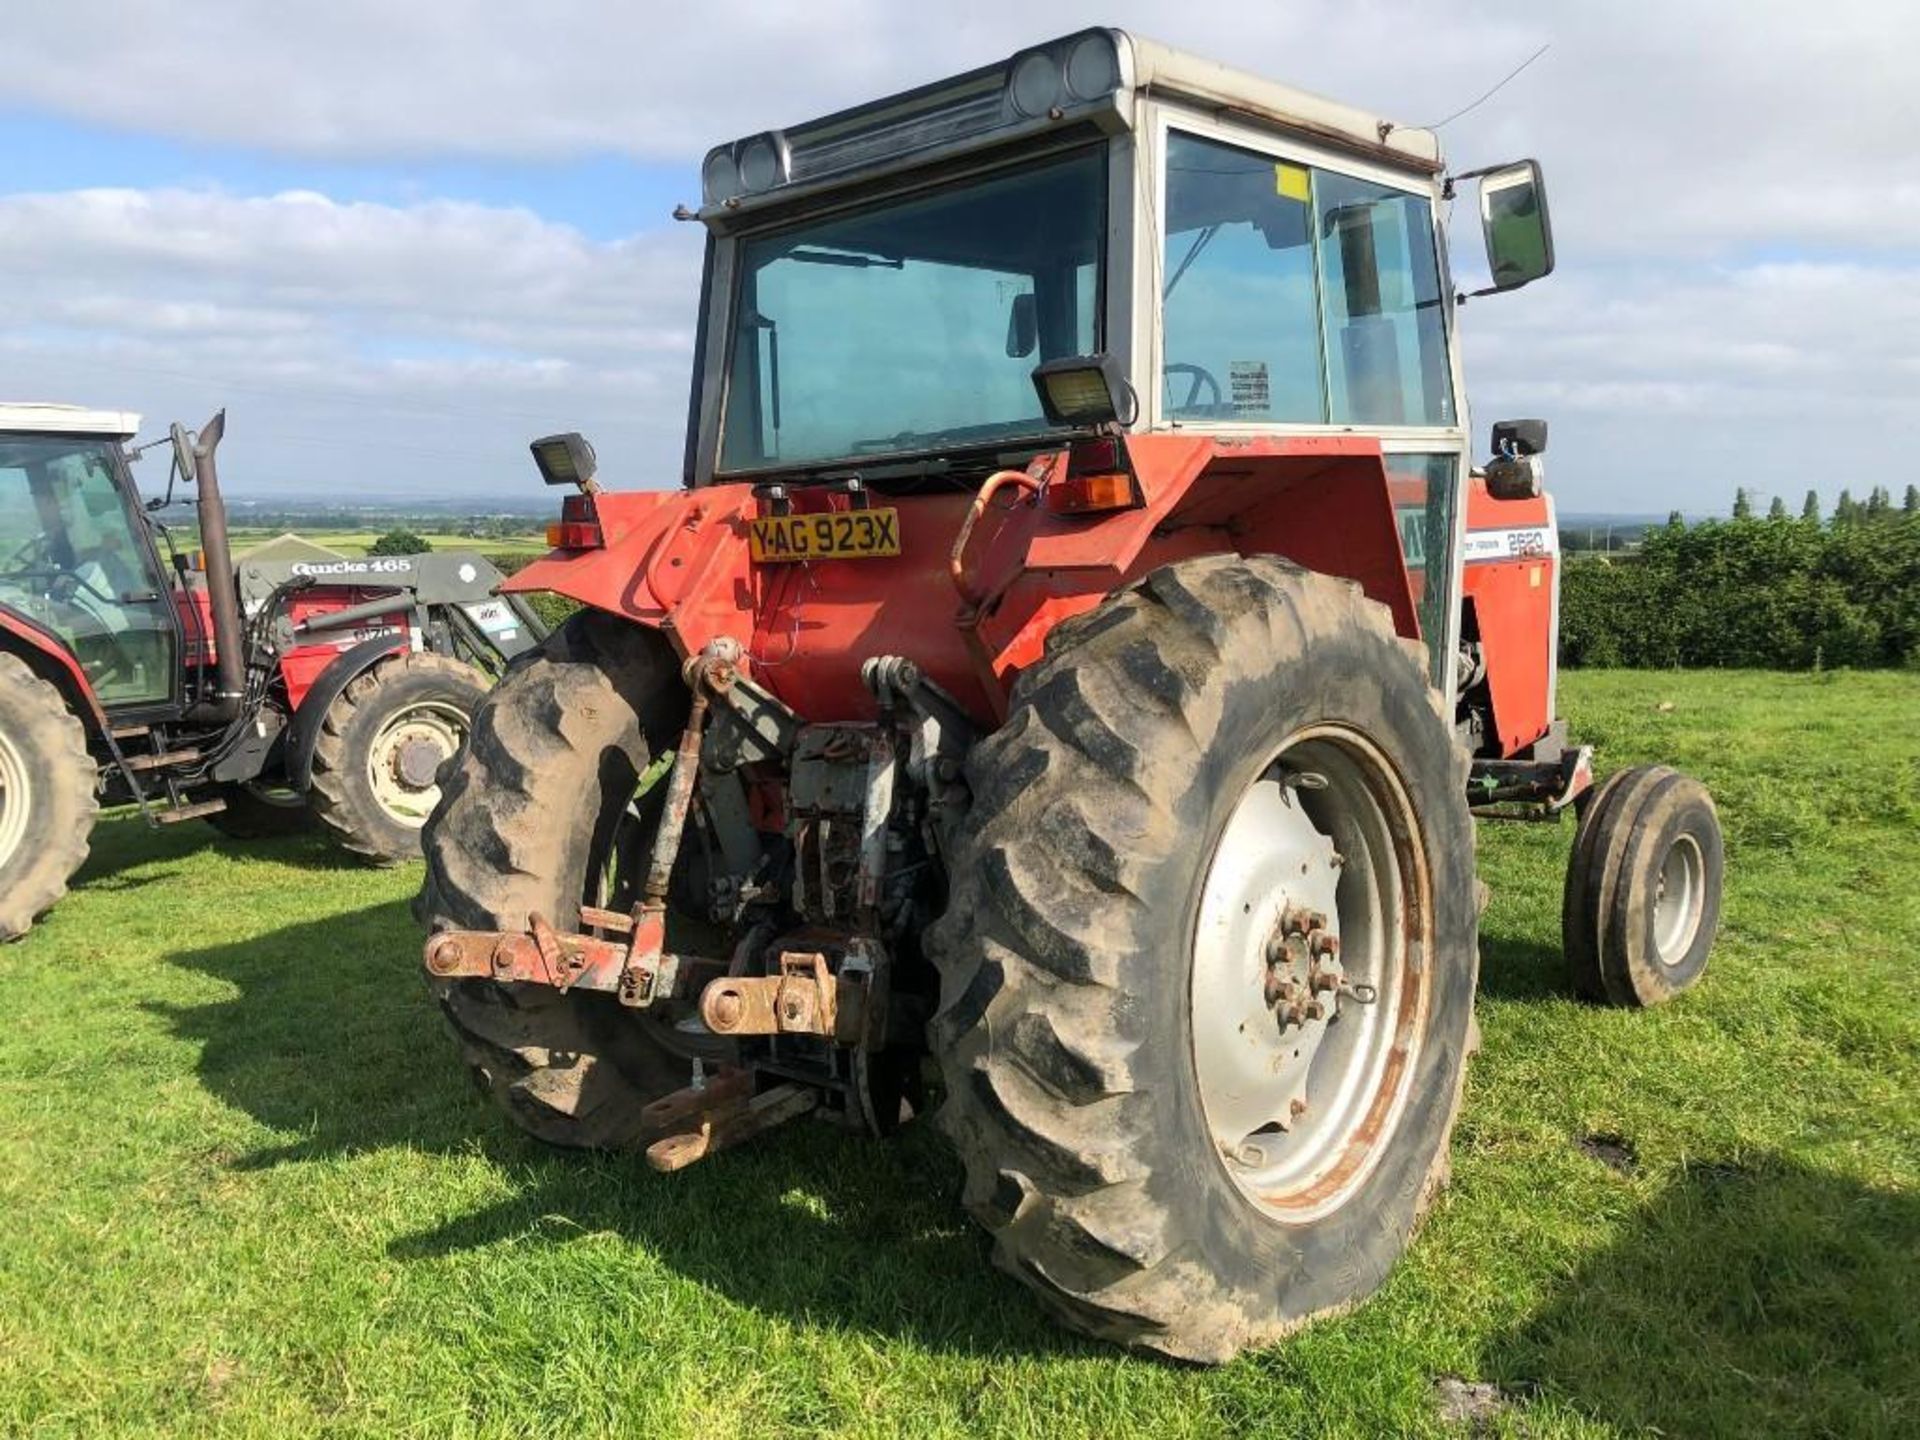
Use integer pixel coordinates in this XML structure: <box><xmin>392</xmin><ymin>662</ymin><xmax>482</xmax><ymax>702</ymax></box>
<box><xmin>1274</xmin><ymin>162</ymin><xmax>1311</xmax><ymax>203</ymax></box>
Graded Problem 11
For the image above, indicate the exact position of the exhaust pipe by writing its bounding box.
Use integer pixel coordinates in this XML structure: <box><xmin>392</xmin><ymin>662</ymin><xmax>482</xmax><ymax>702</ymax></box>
<box><xmin>188</xmin><ymin>410</ymin><xmax>246</xmax><ymax>721</ymax></box>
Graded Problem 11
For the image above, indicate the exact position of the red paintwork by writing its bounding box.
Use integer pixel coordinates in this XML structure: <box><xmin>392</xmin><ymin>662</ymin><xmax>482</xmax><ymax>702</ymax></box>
<box><xmin>179</xmin><ymin>584</ymin><xmax>412</xmax><ymax>710</ymax></box>
<box><xmin>505</xmin><ymin>435</ymin><xmax>1418</xmax><ymax>727</ymax></box>
<box><xmin>1461</xmin><ymin>477</ymin><xmax>1557</xmax><ymax>756</ymax></box>
<box><xmin>0</xmin><ymin>607</ymin><xmax>107</xmax><ymax>727</ymax></box>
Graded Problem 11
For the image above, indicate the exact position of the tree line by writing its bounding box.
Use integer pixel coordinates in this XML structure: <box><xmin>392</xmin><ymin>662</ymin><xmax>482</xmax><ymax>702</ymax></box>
<box><xmin>1561</xmin><ymin>492</ymin><xmax>1919</xmax><ymax>669</ymax></box>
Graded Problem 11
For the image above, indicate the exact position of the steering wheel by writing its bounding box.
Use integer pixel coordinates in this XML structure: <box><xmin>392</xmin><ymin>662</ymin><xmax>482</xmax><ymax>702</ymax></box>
<box><xmin>1164</xmin><ymin>362</ymin><xmax>1225</xmax><ymax>416</ymax></box>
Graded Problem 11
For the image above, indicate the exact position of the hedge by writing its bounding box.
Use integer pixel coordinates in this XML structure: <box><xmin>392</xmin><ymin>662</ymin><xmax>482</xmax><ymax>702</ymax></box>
<box><xmin>486</xmin><ymin>514</ymin><xmax>1920</xmax><ymax>673</ymax></box>
<box><xmin>1559</xmin><ymin>515</ymin><xmax>1920</xmax><ymax>669</ymax></box>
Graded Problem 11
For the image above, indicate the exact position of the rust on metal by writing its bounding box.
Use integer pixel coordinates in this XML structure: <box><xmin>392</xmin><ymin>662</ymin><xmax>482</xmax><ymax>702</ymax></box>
<box><xmin>698</xmin><ymin>950</ymin><xmax>865</xmax><ymax>1041</ymax></box>
<box><xmin>642</xmin><ymin>1074</ymin><xmax>817</xmax><ymax>1173</ymax></box>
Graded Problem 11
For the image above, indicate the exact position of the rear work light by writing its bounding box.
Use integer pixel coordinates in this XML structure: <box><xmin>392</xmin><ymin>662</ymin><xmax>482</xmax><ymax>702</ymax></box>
<box><xmin>1045</xmin><ymin>435</ymin><xmax>1141</xmax><ymax>515</ymax></box>
<box><xmin>546</xmin><ymin>492</ymin><xmax>604</xmax><ymax>549</ymax></box>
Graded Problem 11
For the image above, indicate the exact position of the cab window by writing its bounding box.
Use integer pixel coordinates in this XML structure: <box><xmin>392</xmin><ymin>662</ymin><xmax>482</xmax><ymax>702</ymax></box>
<box><xmin>1161</xmin><ymin>131</ymin><xmax>1454</xmax><ymax>428</ymax></box>
<box><xmin>0</xmin><ymin>436</ymin><xmax>176</xmax><ymax>707</ymax></box>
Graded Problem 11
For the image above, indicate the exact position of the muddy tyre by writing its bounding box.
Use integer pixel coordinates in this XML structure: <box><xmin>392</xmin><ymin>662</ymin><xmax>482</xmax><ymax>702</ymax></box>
<box><xmin>0</xmin><ymin>654</ymin><xmax>98</xmax><ymax>941</ymax></box>
<box><xmin>928</xmin><ymin>556</ymin><xmax>1479</xmax><ymax>1362</ymax></box>
<box><xmin>1562</xmin><ymin>763</ymin><xmax>1721</xmax><ymax>1006</ymax></box>
<box><xmin>310</xmin><ymin>652</ymin><xmax>487</xmax><ymax>864</ymax></box>
<box><xmin>418</xmin><ymin>612</ymin><xmax>692</xmax><ymax>1149</ymax></box>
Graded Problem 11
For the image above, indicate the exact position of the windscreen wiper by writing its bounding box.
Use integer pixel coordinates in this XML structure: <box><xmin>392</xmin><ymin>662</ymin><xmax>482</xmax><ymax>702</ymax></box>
<box><xmin>744</xmin><ymin>310</ymin><xmax>781</xmax><ymax>442</ymax></box>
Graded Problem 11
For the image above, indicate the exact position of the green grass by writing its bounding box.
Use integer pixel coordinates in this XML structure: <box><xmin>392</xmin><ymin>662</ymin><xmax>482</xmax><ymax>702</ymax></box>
<box><xmin>225</xmin><ymin>529</ymin><xmax>550</xmax><ymax>558</ymax></box>
<box><xmin>2</xmin><ymin>670</ymin><xmax>1915</xmax><ymax>1438</ymax></box>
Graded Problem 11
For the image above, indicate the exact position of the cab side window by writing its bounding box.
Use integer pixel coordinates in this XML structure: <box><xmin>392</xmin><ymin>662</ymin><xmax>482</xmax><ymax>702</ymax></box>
<box><xmin>1314</xmin><ymin>172</ymin><xmax>1453</xmax><ymax>426</ymax></box>
<box><xmin>1161</xmin><ymin>131</ymin><xmax>1454</xmax><ymax>429</ymax></box>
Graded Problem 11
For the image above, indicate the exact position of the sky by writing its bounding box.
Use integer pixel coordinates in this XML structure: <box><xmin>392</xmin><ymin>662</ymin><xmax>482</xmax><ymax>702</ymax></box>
<box><xmin>1</xmin><ymin>0</ymin><xmax>1915</xmax><ymax>513</ymax></box>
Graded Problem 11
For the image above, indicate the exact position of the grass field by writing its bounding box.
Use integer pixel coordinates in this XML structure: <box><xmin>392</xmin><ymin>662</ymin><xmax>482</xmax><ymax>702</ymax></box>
<box><xmin>2</xmin><ymin>670</ymin><xmax>1915</xmax><ymax>1438</ymax></box>
<box><xmin>224</xmin><ymin>529</ymin><xmax>550</xmax><ymax>558</ymax></box>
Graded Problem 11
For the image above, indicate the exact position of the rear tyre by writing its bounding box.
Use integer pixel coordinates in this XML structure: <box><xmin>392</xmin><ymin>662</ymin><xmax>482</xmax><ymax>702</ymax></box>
<box><xmin>203</xmin><ymin>782</ymin><xmax>314</xmax><ymax>840</ymax></box>
<box><xmin>418</xmin><ymin>612</ymin><xmax>692</xmax><ymax>1149</ymax></box>
<box><xmin>0</xmin><ymin>654</ymin><xmax>98</xmax><ymax>941</ymax></box>
<box><xmin>1562</xmin><ymin>763</ymin><xmax>1721</xmax><ymax>1006</ymax></box>
<box><xmin>928</xmin><ymin>556</ymin><xmax>1479</xmax><ymax>1362</ymax></box>
<box><xmin>310</xmin><ymin>652</ymin><xmax>487</xmax><ymax>864</ymax></box>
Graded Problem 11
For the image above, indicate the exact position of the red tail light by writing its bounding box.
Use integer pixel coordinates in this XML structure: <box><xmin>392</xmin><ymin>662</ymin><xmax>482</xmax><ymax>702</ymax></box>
<box><xmin>1045</xmin><ymin>436</ymin><xmax>1140</xmax><ymax>515</ymax></box>
<box><xmin>547</xmin><ymin>493</ymin><xmax>604</xmax><ymax>549</ymax></box>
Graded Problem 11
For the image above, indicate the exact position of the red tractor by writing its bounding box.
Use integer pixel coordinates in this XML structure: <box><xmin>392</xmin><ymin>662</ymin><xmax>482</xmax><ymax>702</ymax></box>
<box><xmin>418</xmin><ymin>29</ymin><xmax>1724</xmax><ymax>1361</ymax></box>
<box><xmin>0</xmin><ymin>405</ymin><xmax>543</xmax><ymax>940</ymax></box>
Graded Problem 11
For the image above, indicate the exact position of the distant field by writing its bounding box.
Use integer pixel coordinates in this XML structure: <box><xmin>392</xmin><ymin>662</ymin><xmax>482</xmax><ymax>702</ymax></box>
<box><xmin>0</xmin><ymin>670</ymin><xmax>1914</xmax><ymax>1437</ymax></box>
<box><xmin>225</xmin><ymin>527</ymin><xmax>549</xmax><ymax>557</ymax></box>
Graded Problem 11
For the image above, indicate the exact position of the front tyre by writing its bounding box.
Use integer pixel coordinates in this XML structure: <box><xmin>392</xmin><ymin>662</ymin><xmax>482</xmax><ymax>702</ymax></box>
<box><xmin>310</xmin><ymin>652</ymin><xmax>487</xmax><ymax>863</ymax></box>
<box><xmin>1562</xmin><ymin>764</ymin><xmax>1722</xmax><ymax>1006</ymax></box>
<box><xmin>0</xmin><ymin>654</ymin><xmax>98</xmax><ymax>941</ymax></box>
<box><xmin>928</xmin><ymin>556</ymin><xmax>1479</xmax><ymax>1362</ymax></box>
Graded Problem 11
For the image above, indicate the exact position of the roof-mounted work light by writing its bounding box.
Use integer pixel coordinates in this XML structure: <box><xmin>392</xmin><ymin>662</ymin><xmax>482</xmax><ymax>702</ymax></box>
<box><xmin>1031</xmin><ymin>353</ymin><xmax>1133</xmax><ymax>428</ymax></box>
<box><xmin>530</xmin><ymin>432</ymin><xmax>598</xmax><ymax>490</ymax></box>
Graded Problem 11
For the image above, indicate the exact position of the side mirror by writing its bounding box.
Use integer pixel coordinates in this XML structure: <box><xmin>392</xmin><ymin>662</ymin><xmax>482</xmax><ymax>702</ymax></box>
<box><xmin>1005</xmin><ymin>291</ymin><xmax>1038</xmax><ymax>359</ymax></box>
<box><xmin>1475</xmin><ymin>160</ymin><xmax>1553</xmax><ymax>293</ymax></box>
<box><xmin>1492</xmin><ymin>418</ymin><xmax>1548</xmax><ymax>457</ymax></box>
<box><xmin>169</xmin><ymin>422</ymin><xmax>196</xmax><ymax>486</ymax></box>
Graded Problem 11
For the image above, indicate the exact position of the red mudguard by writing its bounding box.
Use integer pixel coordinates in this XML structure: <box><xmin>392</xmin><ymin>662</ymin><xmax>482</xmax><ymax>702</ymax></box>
<box><xmin>504</xmin><ymin>435</ymin><xmax>1420</xmax><ymax>728</ymax></box>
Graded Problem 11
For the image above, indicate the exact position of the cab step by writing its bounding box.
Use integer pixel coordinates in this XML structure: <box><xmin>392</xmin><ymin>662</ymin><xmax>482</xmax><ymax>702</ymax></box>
<box><xmin>110</xmin><ymin>724</ymin><xmax>152</xmax><ymax>740</ymax></box>
<box><xmin>124</xmin><ymin>748</ymin><xmax>201</xmax><ymax>772</ymax></box>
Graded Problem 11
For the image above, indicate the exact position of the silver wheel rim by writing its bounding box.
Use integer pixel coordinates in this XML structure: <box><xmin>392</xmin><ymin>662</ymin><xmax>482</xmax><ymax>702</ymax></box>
<box><xmin>1652</xmin><ymin>832</ymin><xmax>1705</xmax><ymax>964</ymax></box>
<box><xmin>0</xmin><ymin>726</ymin><xmax>29</xmax><ymax>870</ymax></box>
<box><xmin>365</xmin><ymin>700</ymin><xmax>467</xmax><ymax>828</ymax></box>
<box><xmin>1191</xmin><ymin>726</ymin><xmax>1429</xmax><ymax>1222</ymax></box>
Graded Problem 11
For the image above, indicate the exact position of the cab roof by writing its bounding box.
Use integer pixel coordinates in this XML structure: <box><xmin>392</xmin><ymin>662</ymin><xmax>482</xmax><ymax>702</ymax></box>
<box><xmin>699</xmin><ymin>28</ymin><xmax>1442</xmax><ymax>222</ymax></box>
<box><xmin>0</xmin><ymin>403</ymin><xmax>141</xmax><ymax>439</ymax></box>
<box><xmin>1121</xmin><ymin>31</ymin><xmax>1440</xmax><ymax>170</ymax></box>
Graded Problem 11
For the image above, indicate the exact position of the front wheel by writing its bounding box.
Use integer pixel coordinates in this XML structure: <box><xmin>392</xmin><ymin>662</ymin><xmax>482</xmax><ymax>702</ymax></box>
<box><xmin>1563</xmin><ymin>764</ymin><xmax>1722</xmax><ymax>1006</ymax></box>
<box><xmin>310</xmin><ymin>652</ymin><xmax>488</xmax><ymax>864</ymax></box>
<box><xmin>0</xmin><ymin>654</ymin><xmax>98</xmax><ymax>941</ymax></box>
<box><xmin>928</xmin><ymin>556</ymin><xmax>1479</xmax><ymax>1362</ymax></box>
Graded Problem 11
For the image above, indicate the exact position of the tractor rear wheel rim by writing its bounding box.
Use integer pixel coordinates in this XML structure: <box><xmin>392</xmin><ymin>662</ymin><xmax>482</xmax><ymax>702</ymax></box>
<box><xmin>1191</xmin><ymin>725</ymin><xmax>1427</xmax><ymax>1223</ymax></box>
<box><xmin>1652</xmin><ymin>832</ymin><xmax>1705</xmax><ymax>964</ymax></box>
<box><xmin>0</xmin><ymin>726</ymin><xmax>29</xmax><ymax>869</ymax></box>
<box><xmin>366</xmin><ymin>700</ymin><xmax>467</xmax><ymax>827</ymax></box>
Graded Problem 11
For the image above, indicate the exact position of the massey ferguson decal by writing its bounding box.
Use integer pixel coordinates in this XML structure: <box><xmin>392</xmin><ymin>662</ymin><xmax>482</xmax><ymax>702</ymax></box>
<box><xmin>1463</xmin><ymin>525</ymin><xmax>1557</xmax><ymax>563</ymax></box>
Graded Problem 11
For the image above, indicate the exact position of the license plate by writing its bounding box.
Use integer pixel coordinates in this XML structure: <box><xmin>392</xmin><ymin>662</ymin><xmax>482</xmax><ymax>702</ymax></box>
<box><xmin>749</xmin><ymin>508</ymin><xmax>901</xmax><ymax>564</ymax></box>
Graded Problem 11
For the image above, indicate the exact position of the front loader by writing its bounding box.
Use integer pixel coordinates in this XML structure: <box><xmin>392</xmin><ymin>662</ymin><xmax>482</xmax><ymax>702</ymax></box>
<box><xmin>0</xmin><ymin>405</ymin><xmax>543</xmax><ymax>939</ymax></box>
<box><xmin>417</xmin><ymin>28</ymin><xmax>1724</xmax><ymax>1362</ymax></box>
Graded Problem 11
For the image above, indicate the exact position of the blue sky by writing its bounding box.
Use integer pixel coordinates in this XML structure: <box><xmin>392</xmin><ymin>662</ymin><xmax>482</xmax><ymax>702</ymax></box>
<box><xmin>0</xmin><ymin>1</ymin><xmax>1914</xmax><ymax>511</ymax></box>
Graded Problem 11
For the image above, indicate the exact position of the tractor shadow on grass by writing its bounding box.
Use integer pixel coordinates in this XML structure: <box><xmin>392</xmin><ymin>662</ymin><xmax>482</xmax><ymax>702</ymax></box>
<box><xmin>1472</xmin><ymin>928</ymin><xmax>1572</xmax><ymax>1003</ymax></box>
<box><xmin>1482</xmin><ymin>1156</ymin><xmax>1920</xmax><ymax>1439</ymax></box>
<box><xmin>76</xmin><ymin>807</ymin><xmax>366</xmax><ymax>893</ymax></box>
<box><xmin>157</xmin><ymin>901</ymin><xmax>1086</xmax><ymax>1361</ymax></box>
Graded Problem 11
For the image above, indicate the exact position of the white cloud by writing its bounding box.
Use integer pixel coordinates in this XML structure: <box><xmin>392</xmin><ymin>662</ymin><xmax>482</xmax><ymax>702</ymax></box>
<box><xmin>0</xmin><ymin>1</ymin><xmax>1916</xmax><ymax>507</ymax></box>
<box><xmin>8</xmin><ymin>0</ymin><xmax>1919</xmax><ymax>253</ymax></box>
<box><xmin>0</xmin><ymin>186</ymin><xmax>704</xmax><ymax>494</ymax></box>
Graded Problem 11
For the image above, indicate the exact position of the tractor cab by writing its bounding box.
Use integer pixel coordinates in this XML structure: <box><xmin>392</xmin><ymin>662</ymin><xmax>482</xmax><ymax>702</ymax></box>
<box><xmin>677</xmin><ymin>28</ymin><xmax>1554</xmax><ymax>688</ymax></box>
<box><xmin>0</xmin><ymin>406</ymin><xmax>180</xmax><ymax>712</ymax></box>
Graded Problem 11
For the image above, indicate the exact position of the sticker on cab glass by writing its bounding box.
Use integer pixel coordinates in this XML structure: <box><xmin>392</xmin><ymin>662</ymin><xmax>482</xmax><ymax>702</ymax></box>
<box><xmin>1229</xmin><ymin>361</ymin><xmax>1270</xmax><ymax>416</ymax></box>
